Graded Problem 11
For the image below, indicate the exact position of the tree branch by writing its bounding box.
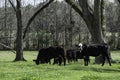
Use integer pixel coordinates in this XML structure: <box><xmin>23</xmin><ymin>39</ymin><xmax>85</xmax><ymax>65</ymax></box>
<box><xmin>8</xmin><ymin>0</ymin><xmax>16</xmax><ymax>12</ymax></box>
<box><xmin>23</xmin><ymin>0</ymin><xmax>54</xmax><ymax>39</ymax></box>
<box><xmin>65</xmin><ymin>0</ymin><xmax>83</xmax><ymax>17</ymax></box>
<box><xmin>65</xmin><ymin>0</ymin><xmax>94</xmax><ymax>27</ymax></box>
<box><xmin>78</xmin><ymin>0</ymin><xmax>94</xmax><ymax>19</ymax></box>
<box><xmin>0</xmin><ymin>43</ymin><xmax>16</xmax><ymax>54</ymax></box>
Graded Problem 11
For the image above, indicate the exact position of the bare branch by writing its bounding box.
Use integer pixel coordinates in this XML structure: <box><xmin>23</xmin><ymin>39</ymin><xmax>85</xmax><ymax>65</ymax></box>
<box><xmin>8</xmin><ymin>0</ymin><xmax>16</xmax><ymax>12</ymax></box>
<box><xmin>0</xmin><ymin>43</ymin><xmax>16</xmax><ymax>54</ymax></box>
<box><xmin>65</xmin><ymin>0</ymin><xmax>83</xmax><ymax>17</ymax></box>
<box><xmin>78</xmin><ymin>0</ymin><xmax>94</xmax><ymax>18</ymax></box>
<box><xmin>23</xmin><ymin>0</ymin><xmax>54</xmax><ymax>39</ymax></box>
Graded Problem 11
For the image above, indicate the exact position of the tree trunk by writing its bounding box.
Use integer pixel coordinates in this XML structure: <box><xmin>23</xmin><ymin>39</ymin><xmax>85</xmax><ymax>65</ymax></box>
<box><xmin>4</xmin><ymin>0</ymin><xmax>8</xmax><ymax>49</ymax></box>
<box><xmin>94</xmin><ymin>0</ymin><xmax>106</xmax><ymax>64</ymax></box>
<box><xmin>14</xmin><ymin>0</ymin><xmax>26</xmax><ymax>61</ymax></box>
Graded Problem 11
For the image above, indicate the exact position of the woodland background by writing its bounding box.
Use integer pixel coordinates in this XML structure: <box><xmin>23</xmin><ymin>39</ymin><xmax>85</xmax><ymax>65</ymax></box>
<box><xmin>0</xmin><ymin>0</ymin><xmax>120</xmax><ymax>50</ymax></box>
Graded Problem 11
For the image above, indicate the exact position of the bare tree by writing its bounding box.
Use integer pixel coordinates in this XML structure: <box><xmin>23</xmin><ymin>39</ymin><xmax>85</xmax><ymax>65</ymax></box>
<box><xmin>8</xmin><ymin>0</ymin><xmax>54</xmax><ymax>61</ymax></box>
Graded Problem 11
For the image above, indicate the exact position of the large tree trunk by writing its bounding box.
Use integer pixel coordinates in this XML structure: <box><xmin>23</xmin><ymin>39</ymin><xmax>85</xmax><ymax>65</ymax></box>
<box><xmin>94</xmin><ymin>0</ymin><xmax>106</xmax><ymax>63</ymax></box>
<box><xmin>14</xmin><ymin>0</ymin><xmax>26</xmax><ymax>61</ymax></box>
<box><xmin>79</xmin><ymin>0</ymin><xmax>105</xmax><ymax>43</ymax></box>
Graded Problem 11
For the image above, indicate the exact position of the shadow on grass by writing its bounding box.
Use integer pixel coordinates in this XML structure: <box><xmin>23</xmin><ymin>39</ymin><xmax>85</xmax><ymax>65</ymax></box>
<box><xmin>81</xmin><ymin>75</ymin><xmax>103</xmax><ymax>80</ymax></box>
<box><xmin>71</xmin><ymin>65</ymin><xmax>120</xmax><ymax>73</ymax></box>
<box><xmin>80</xmin><ymin>75</ymin><xmax>118</xmax><ymax>80</ymax></box>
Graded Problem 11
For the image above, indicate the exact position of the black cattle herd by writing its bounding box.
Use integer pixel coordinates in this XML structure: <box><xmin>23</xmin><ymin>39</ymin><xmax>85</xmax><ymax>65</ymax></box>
<box><xmin>33</xmin><ymin>43</ymin><xmax>112</xmax><ymax>66</ymax></box>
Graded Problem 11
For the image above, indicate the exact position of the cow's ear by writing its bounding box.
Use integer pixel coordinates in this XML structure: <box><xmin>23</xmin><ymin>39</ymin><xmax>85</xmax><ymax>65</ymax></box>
<box><xmin>33</xmin><ymin>60</ymin><xmax>36</xmax><ymax>62</ymax></box>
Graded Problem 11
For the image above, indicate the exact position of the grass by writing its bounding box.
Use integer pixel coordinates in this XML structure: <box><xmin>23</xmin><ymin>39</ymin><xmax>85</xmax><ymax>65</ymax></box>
<box><xmin>0</xmin><ymin>51</ymin><xmax>120</xmax><ymax>80</ymax></box>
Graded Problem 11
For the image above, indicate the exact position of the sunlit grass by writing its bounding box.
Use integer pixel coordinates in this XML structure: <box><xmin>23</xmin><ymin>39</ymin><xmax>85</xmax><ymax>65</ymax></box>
<box><xmin>0</xmin><ymin>51</ymin><xmax>120</xmax><ymax>80</ymax></box>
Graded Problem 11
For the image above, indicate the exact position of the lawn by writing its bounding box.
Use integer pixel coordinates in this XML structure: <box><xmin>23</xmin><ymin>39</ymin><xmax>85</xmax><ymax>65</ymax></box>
<box><xmin>0</xmin><ymin>51</ymin><xmax>120</xmax><ymax>80</ymax></box>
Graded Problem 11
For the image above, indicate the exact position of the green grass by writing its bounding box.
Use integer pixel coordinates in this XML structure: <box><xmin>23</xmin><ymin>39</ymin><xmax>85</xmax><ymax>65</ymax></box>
<box><xmin>0</xmin><ymin>51</ymin><xmax>120</xmax><ymax>80</ymax></box>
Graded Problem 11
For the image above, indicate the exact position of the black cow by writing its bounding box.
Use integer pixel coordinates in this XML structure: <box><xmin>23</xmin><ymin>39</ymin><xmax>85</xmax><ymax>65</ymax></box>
<box><xmin>33</xmin><ymin>46</ymin><xmax>66</xmax><ymax>66</ymax></box>
<box><xmin>76</xmin><ymin>50</ymin><xmax>84</xmax><ymax>61</ymax></box>
<box><xmin>66</xmin><ymin>49</ymin><xmax>76</xmax><ymax>63</ymax></box>
<box><xmin>33</xmin><ymin>48</ymin><xmax>51</xmax><ymax>64</ymax></box>
<box><xmin>66</xmin><ymin>49</ymin><xmax>84</xmax><ymax>63</ymax></box>
<box><xmin>78</xmin><ymin>43</ymin><xmax>111</xmax><ymax>66</ymax></box>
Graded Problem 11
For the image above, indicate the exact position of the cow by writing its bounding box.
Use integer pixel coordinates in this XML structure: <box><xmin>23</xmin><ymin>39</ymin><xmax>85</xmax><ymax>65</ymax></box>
<box><xmin>66</xmin><ymin>49</ymin><xmax>76</xmax><ymax>63</ymax></box>
<box><xmin>78</xmin><ymin>43</ymin><xmax>112</xmax><ymax>66</ymax></box>
<box><xmin>33</xmin><ymin>46</ymin><xmax>66</xmax><ymax>66</ymax></box>
<box><xmin>66</xmin><ymin>49</ymin><xmax>84</xmax><ymax>63</ymax></box>
<box><xmin>76</xmin><ymin>50</ymin><xmax>84</xmax><ymax>61</ymax></box>
<box><xmin>33</xmin><ymin>48</ymin><xmax>51</xmax><ymax>65</ymax></box>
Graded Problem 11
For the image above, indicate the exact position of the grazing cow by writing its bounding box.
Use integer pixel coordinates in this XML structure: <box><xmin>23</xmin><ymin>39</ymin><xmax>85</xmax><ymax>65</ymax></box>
<box><xmin>33</xmin><ymin>46</ymin><xmax>66</xmax><ymax>66</ymax></box>
<box><xmin>33</xmin><ymin>48</ymin><xmax>51</xmax><ymax>65</ymax></box>
<box><xmin>78</xmin><ymin>43</ymin><xmax>111</xmax><ymax>66</ymax></box>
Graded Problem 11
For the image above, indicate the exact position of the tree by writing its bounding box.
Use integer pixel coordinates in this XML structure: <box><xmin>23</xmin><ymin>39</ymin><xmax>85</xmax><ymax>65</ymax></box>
<box><xmin>8</xmin><ymin>0</ymin><xmax>54</xmax><ymax>61</ymax></box>
<box><xmin>8</xmin><ymin>0</ymin><xmax>26</xmax><ymax>61</ymax></box>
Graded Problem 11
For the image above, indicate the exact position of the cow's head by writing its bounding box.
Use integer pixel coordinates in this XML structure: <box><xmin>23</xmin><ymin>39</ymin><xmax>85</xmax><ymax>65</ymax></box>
<box><xmin>78</xmin><ymin>43</ymin><xmax>83</xmax><ymax>51</ymax></box>
<box><xmin>33</xmin><ymin>58</ymin><xmax>48</xmax><ymax>65</ymax></box>
<box><xmin>33</xmin><ymin>59</ymin><xmax>39</xmax><ymax>65</ymax></box>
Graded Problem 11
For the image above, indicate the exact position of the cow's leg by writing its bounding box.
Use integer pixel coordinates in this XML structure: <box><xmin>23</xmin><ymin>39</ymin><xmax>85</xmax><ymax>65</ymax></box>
<box><xmin>53</xmin><ymin>59</ymin><xmax>56</xmax><ymax>65</ymax></box>
<box><xmin>76</xmin><ymin>57</ymin><xmax>78</xmax><ymax>62</ymax></box>
<box><xmin>63</xmin><ymin>57</ymin><xmax>66</xmax><ymax>66</ymax></box>
<box><xmin>58</xmin><ymin>57</ymin><xmax>62</xmax><ymax>66</ymax></box>
<box><xmin>102</xmin><ymin>56</ymin><xmax>105</xmax><ymax>66</ymax></box>
<box><xmin>86</xmin><ymin>56</ymin><xmax>89</xmax><ymax>66</ymax></box>
<box><xmin>47</xmin><ymin>59</ymin><xmax>51</xmax><ymax>64</ymax></box>
<box><xmin>73</xmin><ymin>54</ymin><xmax>76</xmax><ymax>63</ymax></box>
<box><xmin>106</xmin><ymin>55</ymin><xmax>112</xmax><ymax>66</ymax></box>
<box><xmin>49</xmin><ymin>60</ymin><xmax>51</xmax><ymax>64</ymax></box>
<box><xmin>68</xmin><ymin>59</ymin><xmax>70</xmax><ymax>63</ymax></box>
<box><xmin>84</xmin><ymin>57</ymin><xmax>88</xmax><ymax>66</ymax></box>
<box><xmin>84</xmin><ymin>58</ymin><xmax>86</xmax><ymax>66</ymax></box>
<box><xmin>84</xmin><ymin>57</ymin><xmax>86</xmax><ymax>66</ymax></box>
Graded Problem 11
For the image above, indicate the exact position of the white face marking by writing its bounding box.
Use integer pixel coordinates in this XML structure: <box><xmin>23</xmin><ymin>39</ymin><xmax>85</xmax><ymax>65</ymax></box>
<box><xmin>78</xmin><ymin>43</ymin><xmax>83</xmax><ymax>51</ymax></box>
<box><xmin>79</xmin><ymin>43</ymin><xmax>83</xmax><ymax>47</ymax></box>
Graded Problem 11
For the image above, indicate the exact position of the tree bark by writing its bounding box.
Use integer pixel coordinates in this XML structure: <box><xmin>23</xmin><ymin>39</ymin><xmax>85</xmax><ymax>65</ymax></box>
<box><xmin>14</xmin><ymin>0</ymin><xmax>26</xmax><ymax>61</ymax></box>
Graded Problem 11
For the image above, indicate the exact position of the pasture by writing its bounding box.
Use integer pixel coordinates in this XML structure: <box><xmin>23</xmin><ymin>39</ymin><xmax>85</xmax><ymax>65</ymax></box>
<box><xmin>0</xmin><ymin>51</ymin><xmax>120</xmax><ymax>80</ymax></box>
